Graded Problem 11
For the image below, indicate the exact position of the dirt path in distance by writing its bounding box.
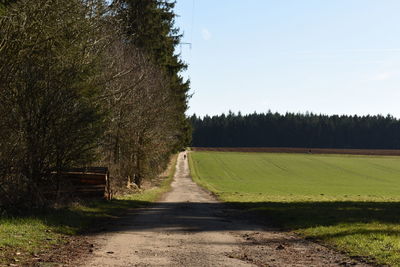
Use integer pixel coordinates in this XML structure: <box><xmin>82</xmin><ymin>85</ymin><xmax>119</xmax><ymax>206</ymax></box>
<box><xmin>80</xmin><ymin>153</ymin><xmax>371</xmax><ymax>267</ymax></box>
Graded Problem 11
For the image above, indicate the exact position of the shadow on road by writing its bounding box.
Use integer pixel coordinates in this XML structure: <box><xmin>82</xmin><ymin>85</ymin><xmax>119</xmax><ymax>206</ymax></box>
<box><xmin>29</xmin><ymin>199</ymin><xmax>400</xmax><ymax>237</ymax></box>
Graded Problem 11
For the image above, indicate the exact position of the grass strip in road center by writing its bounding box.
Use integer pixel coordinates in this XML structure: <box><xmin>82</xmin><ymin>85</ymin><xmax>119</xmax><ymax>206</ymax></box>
<box><xmin>188</xmin><ymin>151</ymin><xmax>400</xmax><ymax>266</ymax></box>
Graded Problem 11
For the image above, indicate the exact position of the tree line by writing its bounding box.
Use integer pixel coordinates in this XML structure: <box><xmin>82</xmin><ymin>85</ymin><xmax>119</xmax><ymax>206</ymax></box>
<box><xmin>0</xmin><ymin>0</ymin><xmax>190</xmax><ymax>208</ymax></box>
<box><xmin>190</xmin><ymin>112</ymin><xmax>400</xmax><ymax>149</ymax></box>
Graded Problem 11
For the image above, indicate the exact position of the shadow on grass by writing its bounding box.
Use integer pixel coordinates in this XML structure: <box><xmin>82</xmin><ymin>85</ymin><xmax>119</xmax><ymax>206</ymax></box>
<box><xmin>2</xmin><ymin>199</ymin><xmax>153</xmax><ymax>236</ymax></box>
<box><xmin>228</xmin><ymin>201</ymin><xmax>400</xmax><ymax>231</ymax></box>
<box><xmin>4</xmin><ymin>200</ymin><xmax>400</xmax><ymax>236</ymax></box>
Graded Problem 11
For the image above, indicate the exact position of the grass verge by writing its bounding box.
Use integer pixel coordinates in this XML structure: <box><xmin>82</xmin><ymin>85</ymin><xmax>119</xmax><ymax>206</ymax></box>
<box><xmin>0</xmin><ymin>154</ymin><xmax>178</xmax><ymax>266</ymax></box>
<box><xmin>189</xmin><ymin>151</ymin><xmax>400</xmax><ymax>266</ymax></box>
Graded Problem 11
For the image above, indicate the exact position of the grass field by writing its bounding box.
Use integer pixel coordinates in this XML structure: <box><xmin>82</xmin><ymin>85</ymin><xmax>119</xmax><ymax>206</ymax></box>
<box><xmin>189</xmin><ymin>151</ymin><xmax>400</xmax><ymax>266</ymax></box>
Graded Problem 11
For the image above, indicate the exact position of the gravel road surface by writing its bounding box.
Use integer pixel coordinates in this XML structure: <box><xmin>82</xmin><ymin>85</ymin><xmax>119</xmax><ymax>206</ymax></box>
<box><xmin>82</xmin><ymin>152</ymin><xmax>371</xmax><ymax>267</ymax></box>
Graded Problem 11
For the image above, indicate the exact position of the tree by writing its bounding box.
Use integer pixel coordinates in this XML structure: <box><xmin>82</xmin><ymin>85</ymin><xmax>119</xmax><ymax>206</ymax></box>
<box><xmin>114</xmin><ymin>0</ymin><xmax>191</xmax><ymax>151</ymax></box>
<box><xmin>190</xmin><ymin>112</ymin><xmax>400</xmax><ymax>149</ymax></box>
<box><xmin>0</xmin><ymin>0</ymin><xmax>106</xmax><ymax>206</ymax></box>
<box><xmin>0</xmin><ymin>0</ymin><xmax>191</xmax><ymax>207</ymax></box>
<box><xmin>99</xmin><ymin>38</ymin><xmax>178</xmax><ymax>188</ymax></box>
<box><xmin>98</xmin><ymin>0</ymin><xmax>191</xmax><ymax>188</ymax></box>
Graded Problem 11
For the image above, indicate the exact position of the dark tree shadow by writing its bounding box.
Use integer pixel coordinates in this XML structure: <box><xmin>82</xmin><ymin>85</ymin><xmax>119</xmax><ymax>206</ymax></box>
<box><xmin>228</xmin><ymin>201</ymin><xmax>400</xmax><ymax>230</ymax></box>
<box><xmin>5</xmin><ymin>199</ymin><xmax>400</xmax><ymax>238</ymax></box>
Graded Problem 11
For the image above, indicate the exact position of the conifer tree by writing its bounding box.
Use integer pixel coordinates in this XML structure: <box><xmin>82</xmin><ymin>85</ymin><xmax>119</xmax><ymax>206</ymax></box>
<box><xmin>114</xmin><ymin>0</ymin><xmax>191</xmax><ymax>151</ymax></box>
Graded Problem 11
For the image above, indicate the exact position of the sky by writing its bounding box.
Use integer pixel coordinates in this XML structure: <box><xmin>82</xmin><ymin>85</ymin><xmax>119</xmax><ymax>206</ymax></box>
<box><xmin>174</xmin><ymin>0</ymin><xmax>400</xmax><ymax>118</ymax></box>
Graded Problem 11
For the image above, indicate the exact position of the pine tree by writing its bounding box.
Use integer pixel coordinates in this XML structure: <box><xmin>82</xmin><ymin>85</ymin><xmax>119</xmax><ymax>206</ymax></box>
<box><xmin>114</xmin><ymin>0</ymin><xmax>191</xmax><ymax>151</ymax></box>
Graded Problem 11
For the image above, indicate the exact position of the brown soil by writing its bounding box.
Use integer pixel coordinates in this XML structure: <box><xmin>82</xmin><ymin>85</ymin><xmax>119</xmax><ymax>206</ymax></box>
<box><xmin>70</xmin><ymin>153</ymin><xmax>374</xmax><ymax>267</ymax></box>
<box><xmin>2</xmin><ymin>236</ymin><xmax>93</xmax><ymax>267</ymax></box>
<box><xmin>192</xmin><ymin>147</ymin><xmax>400</xmax><ymax>156</ymax></box>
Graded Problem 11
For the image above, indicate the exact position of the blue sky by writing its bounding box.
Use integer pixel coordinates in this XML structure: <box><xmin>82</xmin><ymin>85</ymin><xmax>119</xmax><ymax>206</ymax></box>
<box><xmin>174</xmin><ymin>0</ymin><xmax>400</xmax><ymax>117</ymax></box>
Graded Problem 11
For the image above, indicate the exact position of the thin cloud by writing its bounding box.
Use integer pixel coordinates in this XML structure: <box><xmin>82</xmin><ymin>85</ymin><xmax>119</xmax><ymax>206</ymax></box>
<box><xmin>278</xmin><ymin>48</ymin><xmax>400</xmax><ymax>57</ymax></box>
<box><xmin>370</xmin><ymin>71</ymin><xmax>399</xmax><ymax>81</ymax></box>
<box><xmin>201</xmin><ymin>28</ymin><xmax>212</xmax><ymax>41</ymax></box>
<box><xmin>340</xmin><ymin>48</ymin><xmax>400</xmax><ymax>53</ymax></box>
<box><xmin>373</xmin><ymin>72</ymin><xmax>392</xmax><ymax>81</ymax></box>
<box><xmin>296</xmin><ymin>48</ymin><xmax>400</xmax><ymax>55</ymax></box>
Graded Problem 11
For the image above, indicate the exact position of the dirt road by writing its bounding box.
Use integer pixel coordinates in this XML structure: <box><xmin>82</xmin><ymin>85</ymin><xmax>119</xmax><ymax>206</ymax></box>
<box><xmin>82</xmin><ymin>153</ymin><xmax>370</xmax><ymax>267</ymax></box>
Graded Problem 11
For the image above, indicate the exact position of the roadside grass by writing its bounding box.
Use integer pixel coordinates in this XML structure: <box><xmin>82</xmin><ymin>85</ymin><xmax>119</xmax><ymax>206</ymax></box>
<box><xmin>189</xmin><ymin>151</ymin><xmax>400</xmax><ymax>266</ymax></box>
<box><xmin>0</xmin><ymin>154</ymin><xmax>178</xmax><ymax>265</ymax></box>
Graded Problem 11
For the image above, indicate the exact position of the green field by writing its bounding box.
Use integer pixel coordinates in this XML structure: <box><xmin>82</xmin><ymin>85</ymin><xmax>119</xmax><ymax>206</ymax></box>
<box><xmin>189</xmin><ymin>151</ymin><xmax>400</xmax><ymax>266</ymax></box>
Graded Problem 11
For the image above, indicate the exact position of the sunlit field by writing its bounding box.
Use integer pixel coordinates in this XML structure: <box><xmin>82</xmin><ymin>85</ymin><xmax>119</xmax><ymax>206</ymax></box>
<box><xmin>189</xmin><ymin>151</ymin><xmax>400</xmax><ymax>266</ymax></box>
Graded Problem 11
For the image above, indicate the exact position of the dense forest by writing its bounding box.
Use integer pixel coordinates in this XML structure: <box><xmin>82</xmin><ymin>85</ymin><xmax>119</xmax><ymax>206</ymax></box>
<box><xmin>191</xmin><ymin>112</ymin><xmax>400</xmax><ymax>149</ymax></box>
<box><xmin>0</xmin><ymin>0</ymin><xmax>190</xmax><ymax>208</ymax></box>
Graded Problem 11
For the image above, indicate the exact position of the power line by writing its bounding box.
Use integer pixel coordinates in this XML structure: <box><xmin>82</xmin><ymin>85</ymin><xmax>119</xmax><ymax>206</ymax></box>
<box><xmin>179</xmin><ymin>0</ymin><xmax>195</xmax><ymax>54</ymax></box>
